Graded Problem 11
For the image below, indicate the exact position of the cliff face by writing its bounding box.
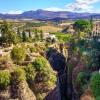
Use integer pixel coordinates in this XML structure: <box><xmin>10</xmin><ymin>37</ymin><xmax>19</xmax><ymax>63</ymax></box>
<box><xmin>0</xmin><ymin>80</ymin><xmax>36</xmax><ymax>100</ymax></box>
<box><xmin>46</xmin><ymin>43</ymin><xmax>68</xmax><ymax>100</ymax></box>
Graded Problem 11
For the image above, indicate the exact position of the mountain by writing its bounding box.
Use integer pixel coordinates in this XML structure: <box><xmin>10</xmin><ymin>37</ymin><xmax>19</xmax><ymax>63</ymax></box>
<box><xmin>0</xmin><ymin>9</ymin><xmax>100</xmax><ymax>21</ymax></box>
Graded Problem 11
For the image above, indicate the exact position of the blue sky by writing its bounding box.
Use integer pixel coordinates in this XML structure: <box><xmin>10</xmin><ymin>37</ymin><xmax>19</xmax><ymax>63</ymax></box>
<box><xmin>0</xmin><ymin>0</ymin><xmax>100</xmax><ymax>14</ymax></box>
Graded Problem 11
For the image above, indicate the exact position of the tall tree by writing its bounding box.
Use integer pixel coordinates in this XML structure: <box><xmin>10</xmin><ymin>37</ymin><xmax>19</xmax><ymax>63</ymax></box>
<box><xmin>34</xmin><ymin>29</ymin><xmax>39</xmax><ymax>41</ymax></box>
<box><xmin>0</xmin><ymin>21</ymin><xmax>19</xmax><ymax>45</ymax></box>
<box><xmin>73</xmin><ymin>19</ymin><xmax>91</xmax><ymax>33</ymax></box>
<box><xmin>40</xmin><ymin>30</ymin><xmax>43</xmax><ymax>41</ymax></box>
<box><xmin>28</xmin><ymin>29</ymin><xmax>31</xmax><ymax>38</ymax></box>
<box><xmin>22</xmin><ymin>31</ymin><xmax>27</xmax><ymax>42</ymax></box>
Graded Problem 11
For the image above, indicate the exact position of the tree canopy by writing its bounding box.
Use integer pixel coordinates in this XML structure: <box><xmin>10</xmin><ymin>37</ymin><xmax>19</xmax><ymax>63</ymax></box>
<box><xmin>73</xmin><ymin>19</ymin><xmax>92</xmax><ymax>33</ymax></box>
<box><xmin>91</xmin><ymin>72</ymin><xmax>100</xmax><ymax>97</ymax></box>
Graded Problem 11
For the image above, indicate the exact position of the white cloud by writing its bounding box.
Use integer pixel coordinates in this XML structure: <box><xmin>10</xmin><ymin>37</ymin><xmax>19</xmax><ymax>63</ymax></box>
<box><xmin>44</xmin><ymin>7</ymin><xmax>64</xmax><ymax>11</ymax></box>
<box><xmin>65</xmin><ymin>0</ymin><xmax>100</xmax><ymax>12</ymax></box>
<box><xmin>44</xmin><ymin>0</ymin><xmax>100</xmax><ymax>12</ymax></box>
<box><xmin>3</xmin><ymin>10</ymin><xmax>22</xmax><ymax>14</ymax></box>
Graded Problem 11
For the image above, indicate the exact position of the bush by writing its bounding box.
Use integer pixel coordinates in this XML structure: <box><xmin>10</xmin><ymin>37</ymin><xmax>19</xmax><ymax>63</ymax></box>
<box><xmin>12</xmin><ymin>68</ymin><xmax>26</xmax><ymax>83</ymax></box>
<box><xmin>75</xmin><ymin>72</ymin><xmax>88</xmax><ymax>96</ymax></box>
<box><xmin>25</xmin><ymin>64</ymin><xmax>36</xmax><ymax>83</ymax></box>
<box><xmin>76</xmin><ymin>72</ymin><xmax>87</xmax><ymax>85</ymax></box>
<box><xmin>54</xmin><ymin>33</ymin><xmax>73</xmax><ymax>42</ymax></box>
<box><xmin>0</xmin><ymin>71</ymin><xmax>11</xmax><ymax>89</ymax></box>
<box><xmin>33</xmin><ymin>56</ymin><xmax>56</xmax><ymax>86</ymax></box>
<box><xmin>36</xmin><ymin>93</ymin><xmax>44</xmax><ymax>100</ymax></box>
<box><xmin>96</xmin><ymin>96</ymin><xmax>100</xmax><ymax>100</ymax></box>
<box><xmin>91</xmin><ymin>72</ymin><xmax>100</xmax><ymax>97</ymax></box>
<box><xmin>11</xmin><ymin>46</ymin><xmax>26</xmax><ymax>64</ymax></box>
<box><xmin>30</xmin><ymin>47</ymin><xmax>36</xmax><ymax>53</ymax></box>
<box><xmin>0</xmin><ymin>56</ymin><xmax>13</xmax><ymax>70</ymax></box>
<box><xmin>32</xmin><ymin>56</ymin><xmax>48</xmax><ymax>72</ymax></box>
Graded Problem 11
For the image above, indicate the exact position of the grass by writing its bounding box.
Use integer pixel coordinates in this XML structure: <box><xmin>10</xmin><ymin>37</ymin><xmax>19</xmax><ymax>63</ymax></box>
<box><xmin>33</xmin><ymin>25</ymin><xmax>62</xmax><ymax>33</ymax></box>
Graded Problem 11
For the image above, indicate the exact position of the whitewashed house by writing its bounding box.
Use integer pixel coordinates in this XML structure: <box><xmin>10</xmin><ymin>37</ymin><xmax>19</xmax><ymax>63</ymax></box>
<box><xmin>43</xmin><ymin>33</ymin><xmax>56</xmax><ymax>40</ymax></box>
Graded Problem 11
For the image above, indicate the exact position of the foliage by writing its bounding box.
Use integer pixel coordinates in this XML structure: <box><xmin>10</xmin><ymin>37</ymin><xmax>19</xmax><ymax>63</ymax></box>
<box><xmin>36</xmin><ymin>93</ymin><xmax>44</xmax><ymax>100</ymax></box>
<box><xmin>33</xmin><ymin>56</ymin><xmax>56</xmax><ymax>86</ymax></box>
<box><xmin>0</xmin><ymin>71</ymin><xmax>11</xmax><ymax>89</ymax></box>
<box><xmin>0</xmin><ymin>21</ymin><xmax>20</xmax><ymax>45</ymax></box>
<box><xmin>51</xmin><ymin>32</ymin><xmax>73</xmax><ymax>42</ymax></box>
<box><xmin>73</xmin><ymin>19</ymin><xmax>91</xmax><ymax>33</ymax></box>
<box><xmin>34</xmin><ymin>30</ymin><xmax>40</xmax><ymax>41</ymax></box>
<box><xmin>24</xmin><ymin>64</ymin><xmax>36</xmax><ymax>83</ymax></box>
<box><xmin>75</xmin><ymin>72</ymin><xmax>88</xmax><ymax>95</ymax></box>
<box><xmin>22</xmin><ymin>31</ymin><xmax>28</xmax><ymax>42</ymax></box>
<box><xmin>25</xmin><ymin>22</ymin><xmax>46</xmax><ymax>28</ymax></box>
<box><xmin>76</xmin><ymin>72</ymin><xmax>87</xmax><ymax>86</ymax></box>
<box><xmin>91</xmin><ymin>72</ymin><xmax>100</xmax><ymax>97</ymax></box>
<box><xmin>33</xmin><ymin>56</ymin><xmax>49</xmax><ymax>71</ymax></box>
<box><xmin>13</xmin><ymin>68</ymin><xmax>26</xmax><ymax>83</ymax></box>
<box><xmin>40</xmin><ymin>31</ymin><xmax>43</xmax><ymax>41</ymax></box>
<box><xmin>96</xmin><ymin>96</ymin><xmax>100</xmax><ymax>100</ymax></box>
<box><xmin>29</xmin><ymin>47</ymin><xmax>37</xmax><ymax>53</ymax></box>
<box><xmin>11</xmin><ymin>46</ymin><xmax>26</xmax><ymax>64</ymax></box>
<box><xmin>87</xmin><ymin>49</ymin><xmax>100</xmax><ymax>70</ymax></box>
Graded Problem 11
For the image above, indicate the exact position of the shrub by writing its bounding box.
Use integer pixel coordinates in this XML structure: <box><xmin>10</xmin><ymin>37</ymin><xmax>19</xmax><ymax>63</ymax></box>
<box><xmin>11</xmin><ymin>46</ymin><xmax>26</xmax><ymax>64</ymax></box>
<box><xmin>33</xmin><ymin>56</ymin><xmax>56</xmax><ymax>86</ymax></box>
<box><xmin>76</xmin><ymin>72</ymin><xmax>87</xmax><ymax>85</ymax></box>
<box><xmin>36</xmin><ymin>93</ymin><xmax>44</xmax><ymax>100</ymax></box>
<box><xmin>25</xmin><ymin>64</ymin><xmax>36</xmax><ymax>83</ymax></box>
<box><xmin>32</xmin><ymin>56</ymin><xmax>48</xmax><ymax>72</ymax></box>
<box><xmin>91</xmin><ymin>72</ymin><xmax>100</xmax><ymax>97</ymax></box>
<box><xmin>12</xmin><ymin>68</ymin><xmax>26</xmax><ymax>83</ymax></box>
<box><xmin>30</xmin><ymin>47</ymin><xmax>36</xmax><ymax>53</ymax></box>
<box><xmin>75</xmin><ymin>72</ymin><xmax>88</xmax><ymax>96</ymax></box>
<box><xmin>0</xmin><ymin>56</ymin><xmax>13</xmax><ymax>70</ymax></box>
<box><xmin>96</xmin><ymin>96</ymin><xmax>100</xmax><ymax>100</ymax></box>
<box><xmin>0</xmin><ymin>71</ymin><xmax>11</xmax><ymax>89</ymax></box>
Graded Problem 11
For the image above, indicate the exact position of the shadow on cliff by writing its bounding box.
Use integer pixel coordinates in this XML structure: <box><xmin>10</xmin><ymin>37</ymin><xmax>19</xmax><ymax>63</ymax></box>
<box><xmin>46</xmin><ymin>47</ymin><xmax>68</xmax><ymax>100</ymax></box>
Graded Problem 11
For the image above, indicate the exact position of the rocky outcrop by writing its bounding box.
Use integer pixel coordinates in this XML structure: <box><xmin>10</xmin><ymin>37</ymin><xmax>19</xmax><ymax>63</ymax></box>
<box><xmin>45</xmin><ymin>87</ymin><xmax>60</xmax><ymax>100</ymax></box>
<box><xmin>0</xmin><ymin>80</ymin><xmax>36</xmax><ymax>100</ymax></box>
<box><xmin>16</xmin><ymin>81</ymin><xmax>36</xmax><ymax>100</ymax></box>
<box><xmin>80</xmin><ymin>89</ymin><xmax>95</xmax><ymax>100</ymax></box>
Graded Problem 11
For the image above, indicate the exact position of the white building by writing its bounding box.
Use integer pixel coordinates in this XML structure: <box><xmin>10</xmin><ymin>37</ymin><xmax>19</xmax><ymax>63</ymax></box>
<box><xmin>43</xmin><ymin>33</ymin><xmax>56</xmax><ymax>40</ymax></box>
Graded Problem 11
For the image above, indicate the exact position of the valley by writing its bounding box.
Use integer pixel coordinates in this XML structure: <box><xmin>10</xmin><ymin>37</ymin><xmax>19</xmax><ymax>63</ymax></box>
<box><xmin>0</xmin><ymin>16</ymin><xmax>100</xmax><ymax>100</ymax></box>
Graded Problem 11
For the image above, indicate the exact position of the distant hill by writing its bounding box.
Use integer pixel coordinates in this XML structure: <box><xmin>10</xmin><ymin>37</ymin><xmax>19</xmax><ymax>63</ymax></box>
<box><xmin>0</xmin><ymin>9</ymin><xmax>100</xmax><ymax>21</ymax></box>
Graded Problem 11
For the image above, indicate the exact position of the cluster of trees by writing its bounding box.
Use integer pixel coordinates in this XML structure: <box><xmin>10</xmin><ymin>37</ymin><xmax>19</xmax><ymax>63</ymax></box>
<box><xmin>50</xmin><ymin>32</ymin><xmax>73</xmax><ymax>43</ymax></box>
<box><xmin>0</xmin><ymin>21</ymin><xmax>20</xmax><ymax>45</ymax></box>
<box><xmin>24</xmin><ymin>22</ymin><xmax>46</xmax><ymax>28</ymax></box>
<box><xmin>73</xmin><ymin>38</ymin><xmax>100</xmax><ymax>97</ymax></box>
<box><xmin>73</xmin><ymin>19</ymin><xmax>92</xmax><ymax>34</ymax></box>
<box><xmin>0</xmin><ymin>21</ymin><xmax>44</xmax><ymax>46</ymax></box>
<box><xmin>67</xmin><ymin>19</ymin><xmax>100</xmax><ymax>99</ymax></box>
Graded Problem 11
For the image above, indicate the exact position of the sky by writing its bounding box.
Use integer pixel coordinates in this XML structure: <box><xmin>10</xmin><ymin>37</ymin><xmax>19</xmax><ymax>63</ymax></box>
<box><xmin>0</xmin><ymin>0</ymin><xmax>100</xmax><ymax>14</ymax></box>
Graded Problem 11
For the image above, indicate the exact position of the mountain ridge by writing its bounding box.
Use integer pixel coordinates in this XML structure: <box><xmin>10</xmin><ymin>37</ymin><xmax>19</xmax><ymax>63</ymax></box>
<box><xmin>0</xmin><ymin>9</ymin><xmax>100</xmax><ymax>20</ymax></box>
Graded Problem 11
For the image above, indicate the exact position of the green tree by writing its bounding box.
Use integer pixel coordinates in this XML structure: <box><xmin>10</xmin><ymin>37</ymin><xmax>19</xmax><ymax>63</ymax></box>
<box><xmin>0</xmin><ymin>21</ymin><xmax>19</xmax><ymax>45</ymax></box>
<box><xmin>96</xmin><ymin>96</ymin><xmax>100</xmax><ymax>100</ymax></box>
<box><xmin>91</xmin><ymin>72</ymin><xmax>100</xmax><ymax>97</ymax></box>
<box><xmin>11</xmin><ymin>46</ymin><xmax>26</xmax><ymax>64</ymax></box>
<box><xmin>28</xmin><ymin>29</ymin><xmax>31</xmax><ymax>38</ymax></box>
<box><xmin>33</xmin><ymin>56</ymin><xmax>56</xmax><ymax>86</ymax></box>
<box><xmin>34</xmin><ymin>29</ymin><xmax>39</xmax><ymax>41</ymax></box>
<box><xmin>24</xmin><ymin>64</ymin><xmax>36</xmax><ymax>83</ymax></box>
<box><xmin>17</xmin><ymin>28</ymin><xmax>22</xmax><ymax>42</ymax></box>
<box><xmin>33</xmin><ymin>56</ymin><xmax>48</xmax><ymax>72</ymax></box>
<box><xmin>0</xmin><ymin>70</ymin><xmax>11</xmax><ymax>89</ymax></box>
<box><xmin>12</xmin><ymin>68</ymin><xmax>26</xmax><ymax>83</ymax></box>
<box><xmin>40</xmin><ymin>30</ymin><xmax>43</xmax><ymax>41</ymax></box>
<box><xmin>73</xmin><ymin>20</ymin><xmax>92</xmax><ymax>39</ymax></box>
<box><xmin>32</xmin><ymin>56</ymin><xmax>56</xmax><ymax>99</ymax></box>
<box><xmin>22</xmin><ymin>31</ymin><xmax>27</xmax><ymax>42</ymax></box>
<box><xmin>73</xmin><ymin>19</ymin><xmax>91</xmax><ymax>33</ymax></box>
